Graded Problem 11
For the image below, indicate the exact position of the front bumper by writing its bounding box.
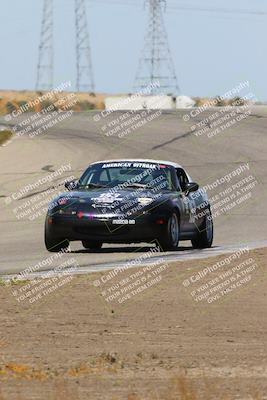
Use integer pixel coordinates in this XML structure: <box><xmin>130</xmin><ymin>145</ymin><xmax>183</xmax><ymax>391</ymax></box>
<box><xmin>46</xmin><ymin>212</ymin><xmax>167</xmax><ymax>243</ymax></box>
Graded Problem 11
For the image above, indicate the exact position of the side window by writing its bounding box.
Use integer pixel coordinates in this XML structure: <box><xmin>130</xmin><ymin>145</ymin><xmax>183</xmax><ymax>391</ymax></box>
<box><xmin>176</xmin><ymin>168</ymin><xmax>189</xmax><ymax>191</ymax></box>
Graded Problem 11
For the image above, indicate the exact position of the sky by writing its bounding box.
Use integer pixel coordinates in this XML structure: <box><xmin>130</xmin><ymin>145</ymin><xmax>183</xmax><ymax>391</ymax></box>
<box><xmin>0</xmin><ymin>0</ymin><xmax>266</xmax><ymax>100</ymax></box>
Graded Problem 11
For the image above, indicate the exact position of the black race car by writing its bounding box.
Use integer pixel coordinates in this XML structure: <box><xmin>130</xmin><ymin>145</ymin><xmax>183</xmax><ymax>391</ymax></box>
<box><xmin>45</xmin><ymin>159</ymin><xmax>213</xmax><ymax>252</ymax></box>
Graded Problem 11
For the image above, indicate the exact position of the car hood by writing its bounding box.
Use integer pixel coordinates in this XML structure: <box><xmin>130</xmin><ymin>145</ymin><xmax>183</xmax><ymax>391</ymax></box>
<box><xmin>50</xmin><ymin>188</ymin><xmax>171</xmax><ymax>212</ymax></box>
<box><xmin>55</xmin><ymin>188</ymin><xmax>171</xmax><ymax>201</ymax></box>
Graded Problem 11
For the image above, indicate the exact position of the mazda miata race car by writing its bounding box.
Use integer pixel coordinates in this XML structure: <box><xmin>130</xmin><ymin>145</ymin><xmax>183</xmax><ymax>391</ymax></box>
<box><xmin>45</xmin><ymin>159</ymin><xmax>213</xmax><ymax>252</ymax></box>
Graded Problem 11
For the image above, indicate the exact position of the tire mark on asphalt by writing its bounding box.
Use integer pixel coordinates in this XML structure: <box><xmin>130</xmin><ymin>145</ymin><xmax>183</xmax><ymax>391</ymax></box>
<box><xmin>151</xmin><ymin>130</ymin><xmax>193</xmax><ymax>150</ymax></box>
<box><xmin>42</xmin><ymin>165</ymin><xmax>55</xmax><ymax>172</ymax></box>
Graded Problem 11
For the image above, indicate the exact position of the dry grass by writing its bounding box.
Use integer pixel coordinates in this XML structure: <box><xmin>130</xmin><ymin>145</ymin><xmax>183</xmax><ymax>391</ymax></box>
<box><xmin>0</xmin><ymin>353</ymin><xmax>122</xmax><ymax>383</ymax></box>
<box><xmin>0</xmin><ymin>90</ymin><xmax>106</xmax><ymax>116</ymax></box>
<box><xmin>168</xmin><ymin>374</ymin><xmax>198</xmax><ymax>400</ymax></box>
<box><xmin>0</xmin><ymin>370</ymin><xmax>263</xmax><ymax>399</ymax></box>
<box><xmin>193</xmin><ymin>96</ymin><xmax>247</xmax><ymax>107</ymax></box>
<box><xmin>0</xmin><ymin>130</ymin><xmax>12</xmax><ymax>146</ymax></box>
<box><xmin>0</xmin><ymin>363</ymin><xmax>48</xmax><ymax>381</ymax></box>
<box><xmin>161</xmin><ymin>373</ymin><xmax>263</xmax><ymax>400</ymax></box>
<box><xmin>53</xmin><ymin>380</ymin><xmax>79</xmax><ymax>400</ymax></box>
<box><xmin>0</xmin><ymin>90</ymin><xmax>251</xmax><ymax>117</ymax></box>
<box><xmin>123</xmin><ymin>373</ymin><xmax>265</xmax><ymax>400</ymax></box>
<box><xmin>0</xmin><ymin>279</ymin><xmax>29</xmax><ymax>287</ymax></box>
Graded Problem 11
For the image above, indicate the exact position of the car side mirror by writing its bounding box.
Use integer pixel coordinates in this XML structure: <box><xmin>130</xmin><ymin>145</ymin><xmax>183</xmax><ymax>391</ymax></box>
<box><xmin>184</xmin><ymin>182</ymin><xmax>199</xmax><ymax>193</ymax></box>
<box><xmin>64</xmin><ymin>179</ymin><xmax>78</xmax><ymax>191</ymax></box>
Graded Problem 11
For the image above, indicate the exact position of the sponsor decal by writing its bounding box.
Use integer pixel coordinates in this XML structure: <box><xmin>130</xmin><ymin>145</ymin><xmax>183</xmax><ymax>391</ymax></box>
<box><xmin>91</xmin><ymin>193</ymin><xmax>122</xmax><ymax>209</ymax></box>
<box><xmin>91</xmin><ymin>193</ymin><xmax>123</xmax><ymax>204</ymax></box>
<box><xmin>101</xmin><ymin>162</ymin><xmax>159</xmax><ymax>169</ymax></box>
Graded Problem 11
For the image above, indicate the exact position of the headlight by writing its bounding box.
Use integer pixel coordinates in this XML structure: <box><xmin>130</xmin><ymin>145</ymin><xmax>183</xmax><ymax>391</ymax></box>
<box><xmin>138</xmin><ymin>197</ymin><xmax>153</xmax><ymax>206</ymax></box>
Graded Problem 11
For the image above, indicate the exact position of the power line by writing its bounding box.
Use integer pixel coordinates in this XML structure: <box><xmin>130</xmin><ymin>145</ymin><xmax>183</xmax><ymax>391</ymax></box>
<box><xmin>87</xmin><ymin>0</ymin><xmax>267</xmax><ymax>17</ymax></box>
<box><xmin>167</xmin><ymin>3</ymin><xmax>267</xmax><ymax>16</ymax></box>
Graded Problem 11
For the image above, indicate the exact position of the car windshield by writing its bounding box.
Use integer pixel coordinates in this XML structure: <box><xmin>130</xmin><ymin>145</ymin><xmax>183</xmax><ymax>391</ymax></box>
<box><xmin>78</xmin><ymin>162</ymin><xmax>173</xmax><ymax>191</ymax></box>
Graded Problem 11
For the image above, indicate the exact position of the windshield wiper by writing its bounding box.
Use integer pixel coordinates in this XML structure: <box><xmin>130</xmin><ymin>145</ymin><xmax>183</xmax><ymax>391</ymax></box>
<box><xmin>78</xmin><ymin>183</ymin><xmax>107</xmax><ymax>189</ymax></box>
<box><xmin>125</xmin><ymin>183</ymin><xmax>148</xmax><ymax>189</ymax></box>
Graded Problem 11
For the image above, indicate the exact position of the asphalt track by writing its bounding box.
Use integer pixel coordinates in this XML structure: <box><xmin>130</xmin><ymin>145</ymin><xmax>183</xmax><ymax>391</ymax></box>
<box><xmin>0</xmin><ymin>107</ymin><xmax>267</xmax><ymax>278</ymax></box>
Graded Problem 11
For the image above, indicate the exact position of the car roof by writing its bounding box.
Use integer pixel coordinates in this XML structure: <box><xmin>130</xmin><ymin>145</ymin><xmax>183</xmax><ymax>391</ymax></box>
<box><xmin>90</xmin><ymin>159</ymin><xmax>184</xmax><ymax>169</ymax></box>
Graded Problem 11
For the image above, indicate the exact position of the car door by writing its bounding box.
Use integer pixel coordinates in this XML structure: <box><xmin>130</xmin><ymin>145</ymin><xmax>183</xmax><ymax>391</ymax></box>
<box><xmin>176</xmin><ymin>168</ymin><xmax>200</xmax><ymax>233</ymax></box>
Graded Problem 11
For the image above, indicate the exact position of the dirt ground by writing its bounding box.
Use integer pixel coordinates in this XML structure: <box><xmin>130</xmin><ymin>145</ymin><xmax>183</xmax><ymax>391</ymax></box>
<box><xmin>0</xmin><ymin>247</ymin><xmax>267</xmax><ymax>400</ymax></box>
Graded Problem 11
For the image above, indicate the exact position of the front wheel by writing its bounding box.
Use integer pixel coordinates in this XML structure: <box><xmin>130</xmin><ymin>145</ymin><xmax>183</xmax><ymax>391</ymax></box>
<box><xmin>45</xmin><ymin>229</ymin><xmax>69</xmax><ymax>253</ymax></box>
<box><xmin>82</xmin><ymin>240</ymin><xmax>103</xmax><ymax>250</ymax></box>
<box><xmin>191</xmin><ymin>209</ymin><xmax>213</xmax><ymax>249</ymax></box>
<box><xmin>158</xmin><ymin>212</ymin><xmax>180</xmax><ymax>251</ymax></box>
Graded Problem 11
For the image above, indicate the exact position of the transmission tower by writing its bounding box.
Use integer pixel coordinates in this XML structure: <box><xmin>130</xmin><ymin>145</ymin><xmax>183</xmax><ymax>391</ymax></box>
<box><xmin>134</xmin><ymin>0</ymin><xmax>179</xmax><ymax>95</ymax></box>
<box><xmin>36</xmin><ymin>0</ymin><xmax>54</xmax><ymax>91</ymax></box>
<box><xmin>75</xmin><ymin>0</ymin><xmax>95</xmax><ymax>92</ymax></box>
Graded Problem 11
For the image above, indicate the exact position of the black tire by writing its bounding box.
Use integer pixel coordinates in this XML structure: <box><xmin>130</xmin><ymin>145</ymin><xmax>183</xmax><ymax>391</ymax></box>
<box><xmin>158</xmin><ymin>212</ymin><xmax>180</xmax><ymax>251</ymax></box>
<box><xmin>45</xmin><ymin>234</ymin><xmax>69</xmax><ymax>252</ymax></box>
<box><xmin>45</xmin><ymin>224</ymin><xmax>69</xmax><ymax>252</ymax></box>
<box><xmin>82</xmin><ymin>240</ymin><xmax>103</xmax><ymax>250</ymax></box>
<box><xmin>191</xmin><ymin>208</ymin><xmax>213</xmax><ymax>249</ymax></box>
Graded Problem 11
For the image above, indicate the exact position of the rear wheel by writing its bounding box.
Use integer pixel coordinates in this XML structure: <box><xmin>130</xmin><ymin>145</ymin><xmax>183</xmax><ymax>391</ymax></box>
<box><xmin>82</xmin><ymin>240</ymin><xmax>103</xmax><ymax>250</ymax></box>
<box><xmin>191</xmin><ymin>209</ymin><xmax>213</xmax><ymax>249</ymax></box>
<box><xmin>158</xmin><ymin>212</ymin><xmax>180</xmax><ymax>251</ymax></box>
